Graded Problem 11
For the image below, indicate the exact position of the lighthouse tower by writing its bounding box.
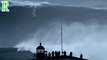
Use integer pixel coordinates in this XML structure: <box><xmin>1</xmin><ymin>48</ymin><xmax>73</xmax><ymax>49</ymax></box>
<box><xmin>36</xmin><ymin>43</ymin><xmax>45</xmax><ymax>60</ymax></box>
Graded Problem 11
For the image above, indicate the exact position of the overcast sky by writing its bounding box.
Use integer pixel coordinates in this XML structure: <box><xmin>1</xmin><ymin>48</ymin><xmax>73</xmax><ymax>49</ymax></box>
<box><xmin>0</xmin><ymin>0</ymin><xmax>107</xmax><ymax>60</ymax></box>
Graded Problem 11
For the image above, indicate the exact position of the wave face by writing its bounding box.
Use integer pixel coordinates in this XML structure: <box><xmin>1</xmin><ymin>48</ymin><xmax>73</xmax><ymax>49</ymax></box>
<box><xmin>6</xmin><ymin>0</ymin><xmax>107</xmax><ymax>9</ymax></box>
<box><xmin>0</xmin><ymin>48</ymin><xmax>33</xmax><ymax>60</ymax></box>
<box><xmin>0</xmin><ymin>3</ymin><xmax>107</xmax><ymax>60</ymax></box>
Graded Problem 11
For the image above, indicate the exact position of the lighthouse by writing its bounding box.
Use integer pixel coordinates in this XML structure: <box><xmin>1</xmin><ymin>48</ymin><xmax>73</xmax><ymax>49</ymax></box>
<box><xmin>36</xmin><ymin>43</ymin><xmax>45</xmax><ymax>60</ymax></box>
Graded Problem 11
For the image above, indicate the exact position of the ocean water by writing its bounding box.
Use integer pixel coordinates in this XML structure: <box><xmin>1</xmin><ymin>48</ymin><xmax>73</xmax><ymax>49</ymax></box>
<box><xmin>0</xmin><ymin>48</ymin><xmax>33</xmax><ymax>60</ymax></box>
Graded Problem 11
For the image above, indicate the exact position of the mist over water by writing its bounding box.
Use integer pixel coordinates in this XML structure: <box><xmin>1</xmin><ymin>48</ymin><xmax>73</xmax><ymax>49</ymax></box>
<box><xmin>15</xmin><ymin>21</ymin><xmax>107</xmax><ymax>60</ymax></box>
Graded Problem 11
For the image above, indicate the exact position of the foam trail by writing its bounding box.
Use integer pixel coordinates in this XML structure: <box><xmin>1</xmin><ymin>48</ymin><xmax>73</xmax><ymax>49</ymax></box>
<box><xmin>32</xmin><ymin>7</ymin><xmax>37</xmax><ymax>17</ymax></box>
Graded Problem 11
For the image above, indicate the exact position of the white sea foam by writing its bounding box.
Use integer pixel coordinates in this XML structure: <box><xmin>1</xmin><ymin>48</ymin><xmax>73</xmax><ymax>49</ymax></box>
<box><xmin>8</xmin><ymin>0</ymin><xmax>50</xmax><ymax>7</ymax></box>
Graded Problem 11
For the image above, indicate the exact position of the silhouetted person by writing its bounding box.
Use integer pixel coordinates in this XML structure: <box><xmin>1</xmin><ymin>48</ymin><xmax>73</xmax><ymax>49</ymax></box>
<box><xmin>52</xmin><ymin>51</ymin><xmax>55</xmax><ymax>57</ymax></box>
<box><xmin>58</xmin><ymin>51</ymin><xmax>60</xmax><ymax>56</ymax></box>
<box><xmin>80</xmin><ymin>53</ymin><xmax>83</xmax><ymax>59</ymax></box>
<box><xmin>70</xmin><ymin>52</ymin><xmax>73</xmax><ymax>57</ymax></box>
<box><xmin>64</xmin><ymin>51</ymin><xmax>66</xmax><ymax>56</ymax></box>
<box><xmin>48</xmin><ymin>52</ymin><xmax>51</xmax><ymax>57</ymax></box>
<box><xmin>62</xmin><ymin>51</ymin><xmax>64</xmax><ymax>56</ymax></box>
<box><xmin>55</xmin><ymin>51</ymin><xmax>58</xmax><ymax>57</ymax></box>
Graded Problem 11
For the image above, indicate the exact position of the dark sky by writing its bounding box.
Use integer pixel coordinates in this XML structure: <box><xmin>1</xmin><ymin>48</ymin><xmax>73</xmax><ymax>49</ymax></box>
<box><xmin>0</xmin><ymin>0</ymin><xmax>107</xmax><ymax>60</ymax></box>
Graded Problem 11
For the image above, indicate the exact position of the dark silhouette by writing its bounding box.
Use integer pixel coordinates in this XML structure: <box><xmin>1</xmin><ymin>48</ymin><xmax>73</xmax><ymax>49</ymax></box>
<box><xmin>58</xmin><ymin>51</ymin><xmax>60</xmax><ymax>56</ymax></box>
<box><xmin>48</xmin><ymin>52</ymin><xmax>51</xmax><ymax>58</ymax></box>
<box><xmin>30</xmin><ymin>43</ymin><xmax>88</xmax><ymax>60</ymax></box>
<box><xmin>36</xmin><ymin>43</ymin><xmax>45</xmax><ymax>60</ymax></box>
<box><xmin>52</xmin><ymin>51</ymin><xmax>55</xmax><ymax>57</ymax></box>
<box><xmin>70</xmin><ymin>52</ymin><xmax>73</xmax><ymax>57</ymax></box>
<box><xmin>64</xmin><ymin>51</ymin><xmax>66</xmax><ymax>56</ymax></box>
<box><xmin>80</xmin><ymin>53</ymin><xmax>83</xmax><ymax>59</ymax></box>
